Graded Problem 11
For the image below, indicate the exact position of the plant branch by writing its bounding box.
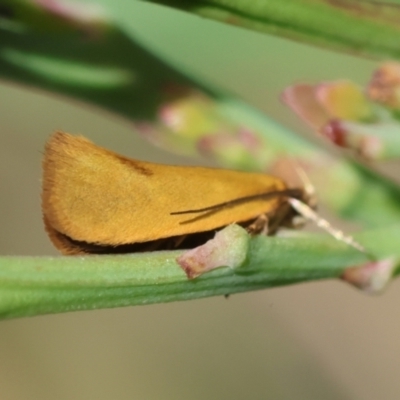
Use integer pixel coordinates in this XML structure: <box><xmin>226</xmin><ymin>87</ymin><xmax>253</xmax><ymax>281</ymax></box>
<box><xmin>1</xmin><ymin>226</ymin><xmax>398</xmax><ymax>320</ymax></box>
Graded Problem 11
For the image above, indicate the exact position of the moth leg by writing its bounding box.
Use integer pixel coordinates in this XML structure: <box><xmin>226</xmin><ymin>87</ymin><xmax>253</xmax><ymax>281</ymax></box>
<box><xmin>247</xmin><ymin>214</ymin><xmax>269</xmax><ymax>235</ymax></box>
<box><xmin>173</xmin><ymin>235</ymin><xmax>187</xmax><ymax>248</ymax></box>
<box><xmin>142</xmin><ymin>238</ymin><xmax>168</xmax><ymax>251</ymax></box>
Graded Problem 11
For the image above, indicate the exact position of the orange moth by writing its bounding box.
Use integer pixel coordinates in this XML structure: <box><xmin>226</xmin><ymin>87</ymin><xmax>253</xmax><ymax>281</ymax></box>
<box><xmin>42</xmin><ymin>132</ymin><xmax>361</xmax><ymax>255</ymax></box>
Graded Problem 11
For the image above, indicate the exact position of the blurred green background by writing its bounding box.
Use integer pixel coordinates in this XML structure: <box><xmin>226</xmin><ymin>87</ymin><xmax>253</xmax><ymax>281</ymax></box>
<box><xmin>1</xmin><ymin>1</ymin><xmax>400</xmax><ymax>399</ymax></box>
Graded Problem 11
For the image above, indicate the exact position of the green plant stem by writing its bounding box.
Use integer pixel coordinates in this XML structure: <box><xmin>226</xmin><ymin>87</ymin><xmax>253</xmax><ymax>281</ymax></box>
<box><xmin>1</xmin><ymin>226</ymin><xmax>397</xmax><ymax>320</ymax></box>
<box><xmin>148</xmin><ymin>0</ymin><xmax>400</xmax><ymax>60</ymax></box>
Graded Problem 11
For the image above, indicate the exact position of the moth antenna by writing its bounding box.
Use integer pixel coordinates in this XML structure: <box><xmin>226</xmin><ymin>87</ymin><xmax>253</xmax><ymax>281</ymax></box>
<box><xmin>288</xmin><ymin>198</ymin><xmax>365</xmax><ymax>253</ymax></box>
<box><xmin>294</xmin><ymin>164</ymin><xmax>315</xmax><ymax>201</ymax></box>
<box><xmin>283</xmin><ymin>158</ymin><xmax>317</xmax><ymax>208</ymax></box>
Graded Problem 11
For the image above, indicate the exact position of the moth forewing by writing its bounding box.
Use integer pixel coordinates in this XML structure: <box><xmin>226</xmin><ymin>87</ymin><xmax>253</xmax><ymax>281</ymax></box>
<box><xmin>42</xmin><ymin>132</ymin><xmax>304</xmax><ymax>254</ymax></box>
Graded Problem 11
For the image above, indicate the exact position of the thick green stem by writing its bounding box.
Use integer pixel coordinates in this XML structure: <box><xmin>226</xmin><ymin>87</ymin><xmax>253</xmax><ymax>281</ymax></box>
<box><xmin>1</xmin><ymin>227</ymin><xmax>397</xmax><ymax>320</ymax></box>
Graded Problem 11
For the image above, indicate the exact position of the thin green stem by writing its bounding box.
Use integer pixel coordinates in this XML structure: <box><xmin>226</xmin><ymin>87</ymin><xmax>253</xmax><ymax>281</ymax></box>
<box><xmin>148</xmin><ymin>0</ymin><xmax>400</xmax><ymax>60</ymax></box>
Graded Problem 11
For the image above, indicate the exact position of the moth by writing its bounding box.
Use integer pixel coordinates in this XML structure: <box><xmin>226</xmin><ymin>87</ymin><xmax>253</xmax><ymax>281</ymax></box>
<box><xmin>42</xmin><ymin>132</ymin><xmax>362</xmax><ymax>254</ymax></box>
